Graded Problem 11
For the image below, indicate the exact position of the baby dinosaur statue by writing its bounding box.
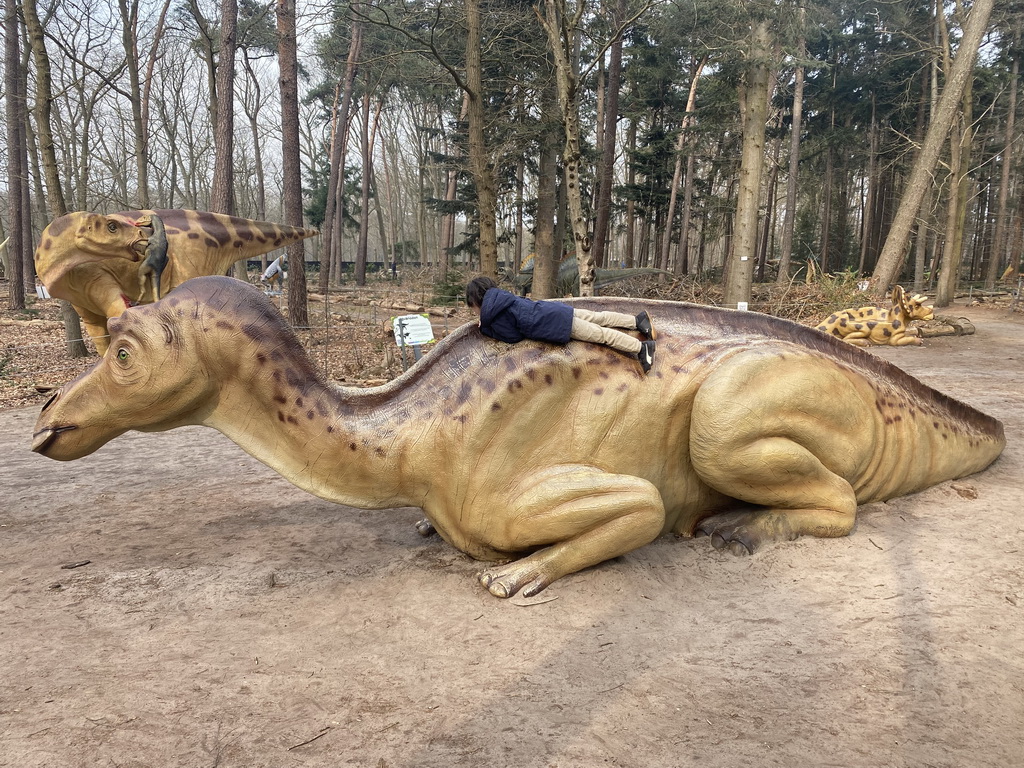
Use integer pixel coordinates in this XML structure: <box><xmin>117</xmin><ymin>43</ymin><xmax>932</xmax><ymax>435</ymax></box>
<box><xmin>31</xmin><ymin>277</ymin><xmax>1004</xmax><ymax>599</ymax></box>
<box><xmin>34</xmin><ymin>208</ymin><xmax>317</xmax><ymax>355</ymax></box>
<box><xmin>816</xmin><ymin>286</ymin><xmax>934</xmax><ymax>346</ymax></box>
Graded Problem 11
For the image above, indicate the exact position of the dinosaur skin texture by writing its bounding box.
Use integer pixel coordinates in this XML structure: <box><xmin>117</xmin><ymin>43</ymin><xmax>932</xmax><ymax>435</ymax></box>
<box><xmin>816</xmin><ymin>286</ymin><xmax>935</xmax><ymax>346</ymax></box>
<box><xmin>32</xmin><ymin>277</ymin><xmax>1005</xmax><ymax>599</ymax></box>
<box><xmin>34</xmin><ymin>209</ymin><xmax>317</xmax><ymax>355</ymax></box>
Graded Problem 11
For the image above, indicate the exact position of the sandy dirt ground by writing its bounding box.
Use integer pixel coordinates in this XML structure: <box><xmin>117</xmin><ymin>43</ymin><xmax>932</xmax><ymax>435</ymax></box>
<box><xmin>2</xmin><ymin>302</ymin><xmax>1022</xmax><ymax>768</ymax></box>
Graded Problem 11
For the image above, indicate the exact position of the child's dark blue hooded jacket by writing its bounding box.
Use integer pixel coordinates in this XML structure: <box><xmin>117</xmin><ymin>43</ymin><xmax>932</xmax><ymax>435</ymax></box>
<box><xmin>479</xmin><ymin>287</ymin><xmax>574</xmax><ymax>344</ymax></box>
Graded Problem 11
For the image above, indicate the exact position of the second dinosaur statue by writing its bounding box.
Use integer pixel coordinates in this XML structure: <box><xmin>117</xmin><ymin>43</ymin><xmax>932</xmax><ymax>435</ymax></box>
<box><xmin>34</xmin><ymin>208</ymin><xmax>317</xmax><ymax>355</ymax></box>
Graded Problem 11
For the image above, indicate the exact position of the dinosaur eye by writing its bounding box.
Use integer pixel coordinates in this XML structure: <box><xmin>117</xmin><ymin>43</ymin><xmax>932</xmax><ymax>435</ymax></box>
<box><xmin>107</xmin><ymin>221</ymin><xmax>118</xmax><ymax>233</ymax></box>
<box><xmin>116</xmin><ymin>348</ymin><xmax>129</xmax><ymax>361</ymax></box>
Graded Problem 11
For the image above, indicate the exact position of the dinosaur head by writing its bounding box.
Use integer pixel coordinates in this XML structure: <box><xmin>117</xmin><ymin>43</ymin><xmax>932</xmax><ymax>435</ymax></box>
<box><xmin>32</xmin><ymin>275</ymin><xmax>315</xmax><ymax>461</ymax></box>
<box><xmin>35</xmin><ymin>212</ymin><xmax>153</xmax><ymax>284</ymax></box>
<box><xmin>906</xmin><ymin>293</ymin><xmax>934</xmax><ymax>322</ymax></box>
<box><xmin>891</xmin><ymin>285</ymin><xmax>934</xmax><ymax>323</ymax></box>
<box><xmin>30</xmin><ymin>277</ymin><xmax>260</xmax><ymax>460</ymax></box>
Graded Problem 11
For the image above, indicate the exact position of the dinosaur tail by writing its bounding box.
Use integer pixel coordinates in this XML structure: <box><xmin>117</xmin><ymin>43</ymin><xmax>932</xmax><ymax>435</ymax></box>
<box><xmin>865</xmin><ymin>384</ymin><xmax>1005</xmax><ymax>501</ymax></box>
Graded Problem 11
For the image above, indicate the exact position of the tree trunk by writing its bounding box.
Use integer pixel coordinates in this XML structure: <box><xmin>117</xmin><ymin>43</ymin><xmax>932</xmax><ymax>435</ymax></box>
<box><xmin>211</xmin><ymin>0</ymin><xmax>241</xmax><ymax>277</ymax></box>
<box><xmin>820</xmin><ymin>129</ymin><xmax>834</xmax><ymax>273</ymax></box>
<box><xmin>533</xmin><ymin>60</ymin><xmax>559</xmax><ymax>300</ymax></box>
<box><xmin>241</xmin><ymin>49</ymin><xmax>267</xmax><ymax>221</ymax></box>
<box><xmin>4</xmin><ymin>0</ymin><xmax>26</xmax><ymax>310</ymax></box>
<box><xmin>465</xmin><ymin>0</ymin><xmax>499</xmax><ymax>278</ymax></box>
<box><xmin>539</xmin><ymin>0</ymin><xmax>597</xmax><ymax>295</ymax></box>
<box><xmin>277</xmin><ymin>0</ymin><xmax>308</xmax><ymax>326</ymax></box>
<box><xmin>186</xmin><ymin>0</ymin><xmax>218</xmax><ymax>197</ymax></box>
<box><xmin>666</xmin><ymin>55</ymin><xmax>707</xmax><ymax>276</ymax></box>
<box><xmin>723</xmin><ymin>19</ymin><xmax>771</xmax><ymax>309</ymax></box>
<box><xmin>355</xmin><ymin>92</ymin><xmax>371</xmax><ymax>286</ymax></box>
<box><xmin>591</xmin><ymin>0</ymin><xmax>624</xmax><ymax>273</ymax></box>
<box><xmin>24</xmin><ymin>0</ymin><xmax>90</xmax><ymax>356</ymax></box>
<box><xmin>211</xmin><ymin>0</ymin><xmax>237</xmax><ymax>215</ymax></box>
<box><xmin>437</xmin><ymin>94</ymin><xmax>468</xmax><ymax>282</ymax></box>
<box><xmin>624</xmin><ymin>121</ymin><xmax>636</xmax><ymax>267</ymax></box>
<box><xmin>985</xmin><ymin>46</ymin><xmax>1018</xmax><ymax>288</ymax></box>
<box><xmin>869</xmin><ymin>0</ymin><xmax>994</xmax><ymax>294</ymax></box>
<box><xmin>140</xmin><ymin>0</ymin><xmax>173</xmax><ymax>208</ymax></box>
<box><xmin>322</xmin><ymin>20</ymin><xmax>361</xmax><ymax>289</ymax></box>
<box><xmin>776</xmin><ymin>22</ymin><xmax>804</xmax><ymax>284</ymax></box>
<box><xmin>22</xmin><ymin>0</ymin><xmax>66</xmax><ymax>217</ymax></box>
<box><xmin>857</xmin><ymin>98</ymin><xmax>878</xmax><ymax>275</ymax></box>
<box><xmin>117</xmin><ymin>0</ymin><xmax>149</xmax><ymax>207</ymax></box>
<box><xmin>756</xmin><ymin>132</ymin><xmax>781</xmax><ymax>282</ymax></box>
<box><xmin>935</xmin><ymin>2</ymin><xmax>976</xmax><ymax>308</ymax></box>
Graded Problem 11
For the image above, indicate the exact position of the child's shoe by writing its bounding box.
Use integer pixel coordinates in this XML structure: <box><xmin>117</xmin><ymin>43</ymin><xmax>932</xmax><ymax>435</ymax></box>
<box><xmin>638</xmin><ymin>339</ymin><xmax>656</xmax><ymax>374</ymax></box>
<box><xmin>635</xmin><ymin>311</ymin><xmax>656</xmax><ymax>340</ymax></box>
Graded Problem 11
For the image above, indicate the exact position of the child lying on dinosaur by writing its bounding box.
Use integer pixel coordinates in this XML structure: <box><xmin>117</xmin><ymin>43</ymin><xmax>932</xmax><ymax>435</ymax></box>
<box><xmin>465</xmin><ymin>276</ymin><xmax>657</xmax><ymax>373</ymax></box>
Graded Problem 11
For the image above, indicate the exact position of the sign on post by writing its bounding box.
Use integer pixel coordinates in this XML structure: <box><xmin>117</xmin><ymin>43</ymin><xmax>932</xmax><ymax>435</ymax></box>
<box><xmin>393</xmin><ymin>314</ymin><xmax>435</xmax><ymax>369</ymax></box>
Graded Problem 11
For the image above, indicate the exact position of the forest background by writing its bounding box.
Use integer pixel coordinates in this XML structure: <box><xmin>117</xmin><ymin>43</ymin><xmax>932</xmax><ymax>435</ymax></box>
<box><xmin>0</xmin><ymin>0</ymin><xmax>1020</xmax><ymax>345</ymax></box>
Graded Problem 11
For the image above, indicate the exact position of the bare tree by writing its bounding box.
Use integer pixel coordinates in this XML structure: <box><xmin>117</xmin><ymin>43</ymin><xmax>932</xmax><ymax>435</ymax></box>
<box><xmin>591</xmin><ymin>0</ymin><xmax>624</xmax><ymax>274</ymax></box>
<box><xmin>776</xmin><ymin>12</ymin><xmax>805</xmax><ymax>284</ymax></box>
<box><xmin>24</xmin><ymin>0</ymin><xmax>88</xmax><ymax>356</ymax></box>
<box><xmin>723</xmin><ymin>18</ymin><xmax>772</xmax><ymax>309</ymax></box>
<box><xmin>985</xmin><ymin>40</ymin><xmax>1018</xmax><ymax>289</ymax></box>
<box><xmin>465</xmin><ymin>0</ymin><xmax>499</xmax><ymax>277</ymax></box>
<box><xmin>4</xmin><ymin>0</ymin><xmax>27</xmax><ymax>309</ymax></box>
<box><xmin>869</xmin><ymin>0</ymin><xmax>995</xmax><ymax>295</ymax></box>
<box><xmin>663</xmin><ymin>55</ymin><xmax>707</xmax><ymax>276</ymax></box>
<box><xmin>212</xmin><ymin>0</ymin><xmax>238</xmax><ymax>217</ymax></box>
<box><xmin>277</xmin><ymin>0</ymin><xmax>308</xmax><ymax>326</ymax></box>
<box><xmin>321</xmin><ymin>18</ymin><xmax>361</xmax><ymax>289</ymax></box>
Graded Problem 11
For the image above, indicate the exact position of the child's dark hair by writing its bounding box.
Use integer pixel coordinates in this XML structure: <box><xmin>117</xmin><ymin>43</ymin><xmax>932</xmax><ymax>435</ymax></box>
<box><xmin>466</xmin><ymin>276</ymin><xmax>498</xmax><ymax>308</ymax></box>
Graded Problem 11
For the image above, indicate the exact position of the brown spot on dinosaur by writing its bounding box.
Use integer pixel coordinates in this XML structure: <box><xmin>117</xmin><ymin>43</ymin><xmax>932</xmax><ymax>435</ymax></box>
<box><xmin>34</xmin><ymin>209</ymin><xmax>318</xmax><ymax>355</ymax></box>
<box><xmin>31</xmin><ymin>277</ymin><xmax>1005</xmax><ymax>599</ymax></box>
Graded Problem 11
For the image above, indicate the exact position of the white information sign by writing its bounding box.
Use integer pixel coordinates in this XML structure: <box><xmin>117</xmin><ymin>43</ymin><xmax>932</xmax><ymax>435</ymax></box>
<box><xmin>392</xmin><ymin>314</ymin><xmax>435</xmax><ymax>347</ymax></box>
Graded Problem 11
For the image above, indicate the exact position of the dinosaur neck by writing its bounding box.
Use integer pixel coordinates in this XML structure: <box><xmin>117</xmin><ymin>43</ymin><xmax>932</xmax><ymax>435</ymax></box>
<box><xmin>205</xmin><ymin>361</ymin><xmax>424</xmax><ymax>510</ymax></box>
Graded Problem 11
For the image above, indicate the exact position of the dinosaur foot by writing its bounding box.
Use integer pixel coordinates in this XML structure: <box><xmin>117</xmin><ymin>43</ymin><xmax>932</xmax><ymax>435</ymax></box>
<box><xmin>695</xmin><ymin>509</ymin><xmax>797</xmax><ymax>557</ymax></box>
<box><xmin>414</xmin><ymin>517</ymin><xmax>436</xmax><ymax>537</ymax></box>
<box><xmin>479</xmin><ymin>560</ymin><xmax>553</xmax><ymax>599</ymax></box>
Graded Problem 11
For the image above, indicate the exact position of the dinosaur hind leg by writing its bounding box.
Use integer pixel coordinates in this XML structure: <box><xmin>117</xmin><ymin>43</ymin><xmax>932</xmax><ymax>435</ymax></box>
<box><xmin>477</xmin><ymin>465</ymin><xmax>665</xmax><ymax>598</ymax></box>
<box><xmin>692</xmin><ymin>435</ymin><xmax>857</xmax><ymax>555</ymax></box>
<box><xmin>690</xmin><ymin>353</ymin><xmax>862</xmax><ymax>555</ymax></box>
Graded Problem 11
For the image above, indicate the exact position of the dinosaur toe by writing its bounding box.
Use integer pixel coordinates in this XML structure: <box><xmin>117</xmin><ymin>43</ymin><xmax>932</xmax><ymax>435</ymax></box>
<box><xmin>479</xmin><ymin>563</ymin><xmax>552</xmax><ymax>599</ymax></box>
<box><xmin>697</xmin><ymin>510</ymin><xmax>768</xmax><ymax>556</ymax></box>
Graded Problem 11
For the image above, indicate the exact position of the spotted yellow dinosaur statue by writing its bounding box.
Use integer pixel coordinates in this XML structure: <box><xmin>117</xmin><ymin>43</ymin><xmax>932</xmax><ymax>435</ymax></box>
<box><xmin>816</xmin><ymin>286</ymin><xmax>934</xmax><ymax>346</ymax></box>
<box><xmin>34</xmin><ymin>209</ymin><xmax>317</xmax><ymax>355</ymax></box>
<box><xmin>32</xmin><ymin>277</ymin><xmax>1004</xmax><ymax>598</ymax></box>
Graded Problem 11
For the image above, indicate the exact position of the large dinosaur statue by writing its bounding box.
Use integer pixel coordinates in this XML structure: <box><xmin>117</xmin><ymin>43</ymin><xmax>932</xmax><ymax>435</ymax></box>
<box><xmin>34</xmin><ymin>209</ymin><xmax>317</xmax><ymax>355</ymax></box>
<box><xmin>32</xmin><ymin>276</ymin><xmax>1004</xmax><ymax>598</ymax></box>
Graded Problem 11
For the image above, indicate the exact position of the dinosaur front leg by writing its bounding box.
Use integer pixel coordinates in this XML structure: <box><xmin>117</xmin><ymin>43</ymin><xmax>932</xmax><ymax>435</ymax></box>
<box><xmin>476</xmin><ymin>466</ymin><xmax>665</xmax><ymax>598</ymax></box>
<box><xmin>73</xmin><ymin>304</ymin><xmax>113</xmax><ymax>356</ymax></box>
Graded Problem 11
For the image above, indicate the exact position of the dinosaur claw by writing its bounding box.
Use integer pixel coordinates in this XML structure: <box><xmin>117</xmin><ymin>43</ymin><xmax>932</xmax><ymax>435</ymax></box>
<box><xmin>478</xmin><ymin>571</ymin><xmax>512</xmax><ymax>598</ymax></box>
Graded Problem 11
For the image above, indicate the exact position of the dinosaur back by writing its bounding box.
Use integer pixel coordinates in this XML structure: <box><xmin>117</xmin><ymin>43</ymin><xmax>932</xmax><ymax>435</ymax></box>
<box><xmin>119</xmin><ymin>209</ymin><xmax>318</xmax><ymax>284</ymax></box>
